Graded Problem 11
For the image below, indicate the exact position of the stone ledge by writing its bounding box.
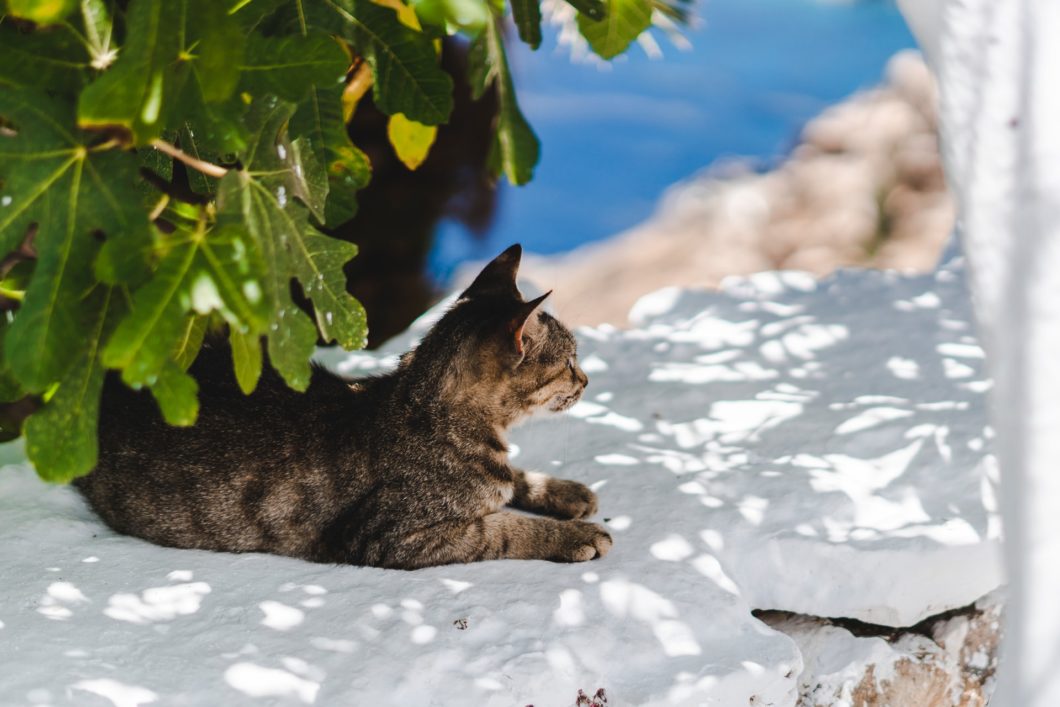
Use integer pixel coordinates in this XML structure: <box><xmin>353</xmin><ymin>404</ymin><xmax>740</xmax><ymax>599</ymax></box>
<box><xmin>759</xmin><ymin>591</ymin><xmax>1002</xmax><ymax>706</ymax></box>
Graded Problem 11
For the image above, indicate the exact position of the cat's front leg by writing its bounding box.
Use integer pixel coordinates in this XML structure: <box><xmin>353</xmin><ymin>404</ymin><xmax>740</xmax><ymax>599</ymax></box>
<box><xmin>389</xmin><ymin>513</ymin><xmax>612</xmax><ymax>568</ymax></box>
<box><xmin>510</xmin><ymin>469</ymin><xmax>598</xmax><ymax>520</ymax></box>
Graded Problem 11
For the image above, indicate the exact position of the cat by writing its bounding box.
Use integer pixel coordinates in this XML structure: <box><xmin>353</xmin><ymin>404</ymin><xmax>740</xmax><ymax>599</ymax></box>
<box><xmin>75</xmin><ymin>244</ymin><xmax>612</xmax><ymax>569</ymax></box>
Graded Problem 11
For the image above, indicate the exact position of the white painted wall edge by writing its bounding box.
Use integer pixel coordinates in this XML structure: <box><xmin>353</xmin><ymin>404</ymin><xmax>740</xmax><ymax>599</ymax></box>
<box><xmin>895</xmin><ymin>1</ymin><xmax>1060</xmax><ymax>704</ymax></box>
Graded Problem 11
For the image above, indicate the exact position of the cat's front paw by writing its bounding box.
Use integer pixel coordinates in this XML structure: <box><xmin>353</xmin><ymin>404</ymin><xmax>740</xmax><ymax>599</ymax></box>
<box><xmin>558</xmin><ymin>521</ymin><xmax>612</xmax><ymax>562</ymax></box>
<box><xmin>542</xmin><ymin>478</ymin><xmax>598</xmax><ymax>520</ymax></box>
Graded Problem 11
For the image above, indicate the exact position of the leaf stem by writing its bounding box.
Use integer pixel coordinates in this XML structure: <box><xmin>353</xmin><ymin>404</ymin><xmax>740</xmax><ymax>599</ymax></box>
<box><xmin>0</xmin><ymin>286</ymin><xmax>25</xmax><ymax>302</ymax></box>
<box><xmin>150</xmin><ymin>139</ymin><xmax>228</xmax><ymax>179</ymax></box>
<box><xmin>148</xmin><ymin>194</ymin><xmax>170</xmax><ymax>221</ymax></box>
<box><xmin>90</xmin><ymin>138</ymin><xmax>123</xmax><ymax>152</ymax></box>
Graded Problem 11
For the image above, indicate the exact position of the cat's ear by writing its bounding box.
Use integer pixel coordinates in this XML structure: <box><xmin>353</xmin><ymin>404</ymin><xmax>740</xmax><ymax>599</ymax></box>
<box><xmin>508</xmin><ymin>290</ymin><xmax>551</xmax><ymax>359</ymax></box>
<box><xmin>462</xmin><ymin>243</ymin><xmax>522</xmax><ymax>299</ymax></box>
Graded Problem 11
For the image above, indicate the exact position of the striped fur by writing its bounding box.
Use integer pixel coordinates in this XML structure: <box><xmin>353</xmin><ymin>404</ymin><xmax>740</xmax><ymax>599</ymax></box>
<box><xmin>75</xmin><ymin>245</ymin><xmax>611</xmax><ymax>569</ymax></box>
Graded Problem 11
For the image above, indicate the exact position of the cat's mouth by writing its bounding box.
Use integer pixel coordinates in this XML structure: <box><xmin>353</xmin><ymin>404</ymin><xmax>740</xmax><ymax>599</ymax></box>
<box><xmin>549</xmin><ymin>389</ymin><xmax>584</xmax><ymax>412</ymax></box>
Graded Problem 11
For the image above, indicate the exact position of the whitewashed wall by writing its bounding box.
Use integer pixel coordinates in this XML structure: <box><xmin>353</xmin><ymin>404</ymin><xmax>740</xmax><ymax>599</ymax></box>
<box><xmin>896</xmin><ymin>1</ymin><xmax>1060</xmax><ymax>704</ymax></box>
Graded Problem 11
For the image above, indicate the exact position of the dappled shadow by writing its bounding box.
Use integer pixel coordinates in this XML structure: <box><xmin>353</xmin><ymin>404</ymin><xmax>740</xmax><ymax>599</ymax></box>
<box><xmin>0</xmin><ymin>254</ymin><xmax>997</xmax><ymax>705</ymax></box>
<box><xmin>520</xmin><ymin>252</ymin><xmax>999</xmax><ymax>628</ymax></box>
<box><xmin>0</xmin><ymin>474</ymin><xmax>793</xmax><ymax>705</ymax></box>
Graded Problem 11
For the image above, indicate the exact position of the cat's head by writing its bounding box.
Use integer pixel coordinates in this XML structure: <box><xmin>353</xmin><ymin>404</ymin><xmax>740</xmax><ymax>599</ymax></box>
<box><xmin>423</xmin><ymin>244</ymin><xmax>588</xmax><ymax>422</ymax></box>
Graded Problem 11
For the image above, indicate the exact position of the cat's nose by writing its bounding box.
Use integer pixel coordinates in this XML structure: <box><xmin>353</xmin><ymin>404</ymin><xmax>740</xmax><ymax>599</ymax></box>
<box><xmin>574</xmin><ymin>366</ymin><xmax>588</xmax><ymax>388</ymax></box>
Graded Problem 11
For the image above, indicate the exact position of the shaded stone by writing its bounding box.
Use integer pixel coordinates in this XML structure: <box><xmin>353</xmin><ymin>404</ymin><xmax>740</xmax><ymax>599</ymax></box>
<box><xmin>758</xmin><ymin>592</ymin><xmax>1002</xmax><ymax>707</ymax></box>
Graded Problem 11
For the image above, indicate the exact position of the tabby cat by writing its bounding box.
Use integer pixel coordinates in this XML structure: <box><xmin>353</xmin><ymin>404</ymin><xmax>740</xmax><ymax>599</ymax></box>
<box><xmin>75</xmin><ymin>244</ymin><xmax>612</xmax><ymax>569</ymax></box>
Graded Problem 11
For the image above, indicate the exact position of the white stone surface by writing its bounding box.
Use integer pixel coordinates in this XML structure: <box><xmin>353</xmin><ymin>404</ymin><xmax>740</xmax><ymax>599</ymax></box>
<box><xmin>619</xmin><ymin>254</ymin><xmax>1002</xmax><ymax>627</ymax></box>
<box><xmin>0</xmin><ymin>256</ymin><xmax>1000</xmax><ymax>705</ymax></box>
<box><xmin>0</xmin><ymin>455</ymin><xmax>799</xmax><ymax>706</ymax></box>
<box><xmin>897</xmin><ymin>1</ymin><xmax>1060</xmax><ymax>703</ymax></box>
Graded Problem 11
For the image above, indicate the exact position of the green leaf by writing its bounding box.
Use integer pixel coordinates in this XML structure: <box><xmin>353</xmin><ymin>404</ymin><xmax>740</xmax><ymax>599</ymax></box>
<box><xmin>94</xmin><ymin>227</ymin><xmax>156</xmax><ymax>287</ymax></box>
<box><xmin>323</xmin><ymin>185</ymin><xmax>359</xmax><ymax>227</ymax></box>
<box><xmin>239</xmin><ymin>31</ymin><xmax>348</xmax><ymax>103</ymax></box>
<box><xmin>77</xmin><ymin>0</ymin><xmax>184</xmax><ymax>143</ymax></box>
<box><xmin>102</xmin><ymin>149</ymin><xmax>162</xmax><ymax>286</ymax></box>
<box><xmin>229</xmin><ymin>328</ymin><xmax>262</xmax><ymax>394</ymax></box>
<box><xmin>101</xmin><ymin>223</ymin><xmax>270</xmax><ymax>386</ymax></box>
<box><xmin>151</xmin><ymin>0</ymin><xmax>249</xmax><ymax>158</ymax></box>
<box><xmin>102</xmin><ymin>238</ymin><xmax>199</xmax><ymax>385</ymax></box>
<box><xmin>482</xmin><ymin>13</ymin><xmax>539</xmax><ymax>185</ymax></box>
<box><xmin>172</xmin><ymin>83</ymin><xmax>248</xmax><ymax>158</ymax></box>
<box><xmin>189</xmin><ymin>0</ymin><xmax>246</xmax><ymax>103</ymax></box>
<box><xmin>387</xmin><ymin>112</ymin><xmax>436</xmax><ymax>170</ymax></box>
<box><xmin>565</xmin><ymin>0</ymin><xmax>605</xmax><ymax>21</ymax></box>
<box><xmin>197</xmin><ymin>225</ymin><xmax>272</xmax><ymax>328</ymax></box>
<box><xmin>467</xmin><ymin>31</ymin><xmax>493</xmax><ymax>101</ymax></box>
<box><xmin>217</xmin><ymin>97</ymin><xmax>367</xmax><ymax>389</ymax></box>
<box><xmin>22</xmin><ymin>286</ymin><xmax>113</xmax><ymax>482</ymax></box>
<box><xmin>5</xmin><ymin>0</ymin><xmax>77</xmax><ymax>24</ymax></box>
<box><xmin>0</xmin><ymin>371</ymin><xmax>24</xmax><ymax>405</ymax></box>
<box><xmin>288</xmin><ymin>137</ymin><xmax>330</xmax><ymax>223</ymax></box>
<box><xmin>411</xmin><ymin>0</ymin><xmax>489</xmax><ymax>32</ymax></box>
<box><xmin>291</xmin><ymin>86</ymin><xmax>371</xmax><ymax>186</ymax></box>
<box><xmin>139</xmin><ymin>141</ymin><xmax>173</xmax><ymax>182</ymax></box>
<box><xmin>228</xmin><ymin>0</ymin><xmax>289</xmax><ymax>30</ymax></box>
<box><xmin>511</xmin><ymin>0</ymin><xmax>543</xmax><ymax>49</ymax></box>
<box><xmin>178</xmin><ymin>124</ymin><xmax>219</xmax><ymax>196</ymax></box>
<box><xmin>149</xmin><ymin>361</ymin><xmax>199</xmax><ymax>426</ymax></box>
<box><xmin>0</xmin><ymin>88</ymin><xmax>148</xmax><ymax>391</ymax></box>
<box><xmin>319</xmin><ymin>0</ymin><xmax>454</xmax><ymax>125</ymax></box>
<box><xmin>294</xmin><ymin>227</ymin><xmax>366</xmax><ymax>349</ymax></box>
<box><xmin>173</xmin><ymin>315</ymin><xmax>208</xmax><ymax>370</ymax></box>
<box><xmin>0</xmin><ymin>22</ymin><xmax>90</xmax><ymax>93</ymax></box>
<box><xmin>0</xmin><ymin>330</ymin><xmax>26</xmax><ymax>404</ymax></box>
<box><xmin>290</xmin><ymin>84</ymin><xmax>372</xmax><ymax>225</ymax></box>
<box><xmin>77</xmin><ymin>0</ymin><xmax>244</xmax><ymax>144</ymax></box>
<box><xmin>267</xmin><ymin>306</ymin><xmax>318</xmax><ymax>390</ymax></box>
<box><xmin>236</xmin><ymin>99</ymin><xmax>332</xmax><ymax>221</ymax></box>
<box><xmin>216</xmin><ymin>103</ymin><xmax>321</xmax><ymax>389</ymax></box>
<box><xmin>576</xmin><ymin>0</ymin><xmax>651</xmax><ymax>59</ymax></box>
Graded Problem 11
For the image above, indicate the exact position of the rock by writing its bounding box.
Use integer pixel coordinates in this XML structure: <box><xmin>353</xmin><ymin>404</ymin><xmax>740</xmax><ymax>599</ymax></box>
<box><xmin>895</xmin><ymin>133</ymin><xmax>948</xmax><ymax>190</ymax></box>
<box><xmin>760</xmin><ymin>591</ymin><xmax>1002</xmax><ymax>706</ymax></box>
<box><xmin>512</xmin><ymin>51</ymin><xmax>956</xmax><ymax>328</ymax></box>
<box><xmin>886</xmin><ymin>49</ymin><xmax>939</xmax><ymax>120</ymax></box>
<box><xmin>780</xmin><ymin>245</ymin><xmax>854</xmax><ymax>275</ymax></box>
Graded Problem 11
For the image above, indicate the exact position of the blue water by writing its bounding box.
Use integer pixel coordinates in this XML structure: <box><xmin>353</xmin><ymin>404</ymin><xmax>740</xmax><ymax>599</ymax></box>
<box><xmin>428</xmin><ymin>0</ymin><xmax>916</xmax><ymax>280</ymax></box>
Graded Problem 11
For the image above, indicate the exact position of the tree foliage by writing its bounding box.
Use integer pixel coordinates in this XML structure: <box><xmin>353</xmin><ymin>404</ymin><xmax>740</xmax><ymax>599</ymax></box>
<box><xmin>0</xmin><ymin>0</ymin><xmax>662</xmax><ymax>482</ymax></box>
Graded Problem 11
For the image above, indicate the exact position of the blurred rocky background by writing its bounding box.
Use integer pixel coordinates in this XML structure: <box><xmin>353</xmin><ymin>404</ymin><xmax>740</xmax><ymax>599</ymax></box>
<box><xmin>512</xmin><ymin>51</ymin><xmax>955</xmax><ymax>326</ymax></box>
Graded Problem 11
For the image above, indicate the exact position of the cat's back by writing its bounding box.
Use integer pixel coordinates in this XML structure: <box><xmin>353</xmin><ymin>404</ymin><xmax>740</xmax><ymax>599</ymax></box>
<box><xmin>77</xmin><ymin>340</ymin><xmax>379</xmax><ymax>556</ymax></box>
<box><xmin>95</xmin><ymin>342</ymin><xmax>348</xmax><ymax>456</ymax></box>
